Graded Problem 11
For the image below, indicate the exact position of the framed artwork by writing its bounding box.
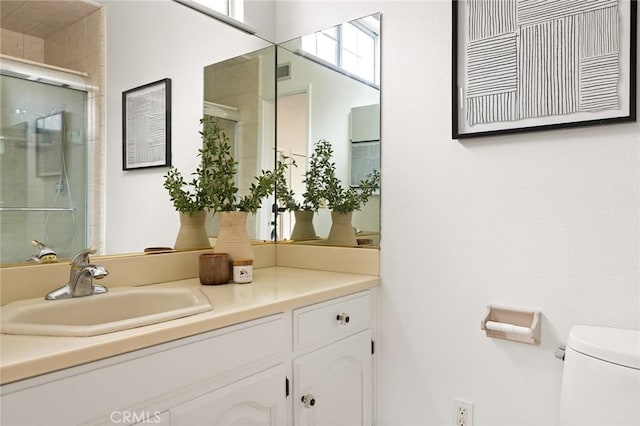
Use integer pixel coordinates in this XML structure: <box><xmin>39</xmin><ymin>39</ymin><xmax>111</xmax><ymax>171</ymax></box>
<box><xmin>452</xmin><ymin>0</ymin><xmax>637</xmax><ymax>139</ymax></box>
<box><xmin>122</xmin><ymin>78</ymin><xmax>172</xmax><ymax>170</ymax></box>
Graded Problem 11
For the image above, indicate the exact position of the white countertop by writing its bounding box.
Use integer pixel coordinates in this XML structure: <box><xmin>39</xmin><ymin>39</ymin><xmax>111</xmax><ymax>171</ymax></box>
<box><xmin>0</xmin><ymin>267</ymin><xmax>380</xmax><ymax>385</ymax></box>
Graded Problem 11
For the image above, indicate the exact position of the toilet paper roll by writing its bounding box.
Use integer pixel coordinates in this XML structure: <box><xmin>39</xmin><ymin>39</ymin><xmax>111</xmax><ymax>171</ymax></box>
<box><xmin>485</xmin><ymin>321</ymin><xmax>532</xmax><ymax>337</ymax></box>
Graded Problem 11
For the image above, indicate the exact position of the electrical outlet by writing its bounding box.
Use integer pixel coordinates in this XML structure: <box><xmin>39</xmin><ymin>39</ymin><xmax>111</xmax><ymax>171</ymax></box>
<box><xmin>453</xmin><ymin>399</ymin><xmax>473</xmax><ymax>426</ymax></box>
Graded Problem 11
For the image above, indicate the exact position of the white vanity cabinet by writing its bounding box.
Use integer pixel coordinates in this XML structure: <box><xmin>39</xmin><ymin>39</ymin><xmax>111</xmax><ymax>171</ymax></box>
<box><xmin>0</xmin><ymin>315</ymin><xmax>286</xmax><ymax>426</ymax></box>
<box><xmin>169</xmin><ymin>365</ymin><xmax>286</xmax><ymax>425</ymax></box>
<box><xmin>0</xmin><ymin>289</ymin><xmax>376</xmax><ymax>426</ymax></box>
<box><xmin>291</xmin><ymin>291</ymin><xmax>374</xmax><ymax>426</ymax></box>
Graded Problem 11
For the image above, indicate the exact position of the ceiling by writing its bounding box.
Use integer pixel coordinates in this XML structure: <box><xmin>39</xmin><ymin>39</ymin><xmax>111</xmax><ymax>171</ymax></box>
<box><xmin>0</xmin><ymin>0</ymin><xmax>100</xmax><ymax>39</ymax></box>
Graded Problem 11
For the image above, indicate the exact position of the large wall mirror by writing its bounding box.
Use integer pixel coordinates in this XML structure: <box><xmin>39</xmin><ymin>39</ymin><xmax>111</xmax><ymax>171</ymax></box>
<box><xmin>0</xmin><ymin>1</ymin><xmax>380</xmax><ymax>267</ymax></box>
<box><xmin>202</xmin><ymin>46</ymin><xmax>276</xmax><ymax>242</ymax></box>
<box><xmin>275</xmin><ymin>14</ymin><xmax>381</xmax><ymax>246</ymax></box>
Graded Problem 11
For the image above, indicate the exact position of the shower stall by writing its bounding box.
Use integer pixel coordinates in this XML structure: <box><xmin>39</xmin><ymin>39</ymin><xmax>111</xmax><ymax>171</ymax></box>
<box><xmin>0</xmin><ymin>57</ymin><xmax>90</xmax><ymax>264</ymax></box>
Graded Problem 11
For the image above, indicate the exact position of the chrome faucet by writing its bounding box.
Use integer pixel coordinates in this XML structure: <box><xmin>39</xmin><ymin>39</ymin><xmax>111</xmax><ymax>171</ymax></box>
<box><xmin>26</xmin><ymin>240</ymin><xmax>57</xmax><ymax>262</ymax></box>
<box><xmin>45</xmin><ymin>248</ymin><xmax>109</xmax><ymax>300</ymax></box>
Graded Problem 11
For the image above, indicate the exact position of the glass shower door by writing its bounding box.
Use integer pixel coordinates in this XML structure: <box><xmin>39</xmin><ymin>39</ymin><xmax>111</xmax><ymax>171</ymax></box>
<box><xmin>0</xmin><ymin>74</ymin><xmax>88</xmax><ymax>264</ymax></box>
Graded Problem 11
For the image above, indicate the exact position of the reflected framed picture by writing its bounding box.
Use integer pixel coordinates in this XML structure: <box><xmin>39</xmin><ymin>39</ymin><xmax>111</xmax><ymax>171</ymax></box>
<box><xmin>36</xmin><ymin>113</ymin><xmax>64</xmax><ymax>177</ymax></box>
<box><xmin>452</xmin><ymin>0</ymin><xmax>637</xmax><ymax>139</ymax></box>
<box><xmin>351</xmin><ymin>141</ymin><xmax>380</xmax><ymax>188</ymax></box>
<box><xmin>122</xmin><ymin>78</ymin><xmax>172</xmax><ymax>170</ymax></box>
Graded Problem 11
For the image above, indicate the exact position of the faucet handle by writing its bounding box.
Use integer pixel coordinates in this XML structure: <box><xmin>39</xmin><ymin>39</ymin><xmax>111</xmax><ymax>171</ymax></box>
<box><xmin>70</xmin><ymin>247</ymin><xmax>97</xmax><ymax>268</ymax></box>
<box><xmin>27</xmin><ymin>240</ymin><xmax>58</xmax><ymax>262</ymax></box>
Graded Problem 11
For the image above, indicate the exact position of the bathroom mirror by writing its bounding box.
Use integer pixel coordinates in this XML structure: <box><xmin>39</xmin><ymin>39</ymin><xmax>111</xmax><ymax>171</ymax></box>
<box><xmin>202</xmin><ymin>46</ymin><xmax>276</xmax><ymax>241</ymax></box>
<box><xmin>0</xmin><ymin>2</ymin><xmax>381</xmax><ymax>266</ymax></box>
<box><xmin>102</xmin><ymin>1</ymin><xmax>276</xmax><ymax>256</ymax></box>
<box><xmin>275</xmin><ymin>14</ymin><xmax>381</xmax><ymax>247</ymax></box>
<box><xmin>0</xmin><ymin>0</ymin><xmax>273</xmax><ymax>265</ymax></box>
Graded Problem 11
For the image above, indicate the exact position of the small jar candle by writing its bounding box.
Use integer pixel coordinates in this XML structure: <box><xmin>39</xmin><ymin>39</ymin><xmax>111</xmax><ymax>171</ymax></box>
<box><xmin>198</xmin><ymin>253</ymin><xmax>231</xmax><ymax>285</ymax></box>
<box><xmin>232</xmin><ymin>259</ymin><xmax>253</xmax><ymax>284</ymax></box>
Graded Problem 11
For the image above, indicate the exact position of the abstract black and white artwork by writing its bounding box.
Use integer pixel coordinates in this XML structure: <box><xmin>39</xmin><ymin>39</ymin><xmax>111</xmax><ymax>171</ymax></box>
<box><xmin>452</xmin><ymin>0</ymin><xmax>637</xmax><ymax>138</ymax></box>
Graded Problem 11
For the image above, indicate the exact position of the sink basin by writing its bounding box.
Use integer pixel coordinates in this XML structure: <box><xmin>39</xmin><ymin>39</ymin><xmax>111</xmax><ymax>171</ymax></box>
<box><xmin>0</xmin><ymin>287</ymin><xmax>212</xmax><ymax>337</ymax></box>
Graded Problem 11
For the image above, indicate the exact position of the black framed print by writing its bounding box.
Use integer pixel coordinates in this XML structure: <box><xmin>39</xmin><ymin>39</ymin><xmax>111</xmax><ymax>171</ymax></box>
<box><xmin>452</xmin><ymin>0</ymin><xmax>637</xmax><ymax>139</ymax></box>
<box><xmin>123</xmin><ymin>78</ymin><xmax>172</xmax><ymax>169</ymax></box>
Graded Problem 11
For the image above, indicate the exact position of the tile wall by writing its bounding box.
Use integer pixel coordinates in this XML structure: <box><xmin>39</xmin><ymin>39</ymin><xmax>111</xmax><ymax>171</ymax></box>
<box><xmin>0</xmin><ymin>28</ymin><xmax>44</xmax><ymax>62</ymax></box>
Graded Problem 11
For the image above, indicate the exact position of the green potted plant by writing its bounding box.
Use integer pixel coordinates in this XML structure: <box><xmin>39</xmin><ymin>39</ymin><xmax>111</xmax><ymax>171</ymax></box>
<box><xmin>275</xmin><ymin>139</ymin><xmax>334</xmax><ymax>240</ymax></box>
<box><xmin>318</xmin><ymin>140</ymin><xmax>380</xmax><ymax>246</ymax></box>
<box><xmin>164</xmin><ymin>116</ymin><xmax>279</xmax><ymax>257</ymax></box>
<box><xmin>324</xmin><ymin>170</ymin><xmax>381</xmax><ymax>214</ymax></box>
<box><xmin>163</xmin><ymin>119</ymin><xmax>215</xmax><ymax>251</ymax></box>
<box><xmin>277</xmin><ymin>139</ymin><xmax>380</xmax><ymax>246</ymax></box>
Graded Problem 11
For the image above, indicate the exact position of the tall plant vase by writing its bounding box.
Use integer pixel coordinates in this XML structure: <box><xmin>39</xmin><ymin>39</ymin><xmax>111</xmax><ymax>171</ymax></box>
<box><xmin>327</xmin><ymin>211</ymin><xmax>358</xmax><ymax>247</ymax></box>
<box><xmin>213</xmin><ymin>211</ymin><xmax>254</xmax><ymax>260</ymax></box>
<box><xmin>290</xmin><ymin>210</ymin><xmax>318</xmax><ymax>240</ymax></box>
<box><xmin>174</xmin><ymin>211</ymin><xmax>211</xmax><ymax>250</ymax></box>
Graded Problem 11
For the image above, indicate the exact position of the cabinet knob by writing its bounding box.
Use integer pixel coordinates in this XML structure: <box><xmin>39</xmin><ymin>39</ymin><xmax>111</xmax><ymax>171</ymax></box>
<box><xmin>301</xmin><ymin>394</ymin><xmax>316</xmax><ymax>408</ymax></box>
<box><xmin>336</xmin><ymin>313</ymin><xmax>350</xmax><ymax>325</ymax></box>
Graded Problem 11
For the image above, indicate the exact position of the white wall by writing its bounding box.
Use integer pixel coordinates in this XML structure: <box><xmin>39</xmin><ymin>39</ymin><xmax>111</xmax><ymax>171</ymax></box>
<box><xmin>276</xmin><ymin>1</ymin><xmax>640</xmax><ymax>425</ymax></box>
<box><xmin>245</xmin><ymin>0</ymin><xmax>276</xmax><ymax>41</ymax></box>
<box><xmin>104</xmin><ymin>1</ymin><xmax>271</xmax><ymax>254</ymax></box>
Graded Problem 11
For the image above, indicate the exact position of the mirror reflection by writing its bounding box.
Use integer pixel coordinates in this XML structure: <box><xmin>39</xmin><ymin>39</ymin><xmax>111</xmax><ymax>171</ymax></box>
<box><xmin>0</xmin><ymin>2</ymin><xmax>381</xmax><ymax>266</ymax></box>
<box><xmin>0</xmin><ymin>0</ymin><xmax>100</xmax><ymax>265</ymax></box>
<box><xmin>202</xmin><ymin>46</ymin><xmax>276</xmax><ymax>242</ymax></box>
<box><xmin>0</xmin><ymin>68</ymin><xmax>88</xmax><ymax>264</ymax></box>
<box><xmin>275</xmin><ymin>14</ymin><xmax>381</xmax><ymax>247</ymax></box>
<box><xmin>102</xmin><ymin>1</ymin><xmax>272</xmax><ymax>257</ymax></box>
<box><xmin>0</xmin><ymin>0</ymin><xmax>272</xmax><ymax>266</ymax></box>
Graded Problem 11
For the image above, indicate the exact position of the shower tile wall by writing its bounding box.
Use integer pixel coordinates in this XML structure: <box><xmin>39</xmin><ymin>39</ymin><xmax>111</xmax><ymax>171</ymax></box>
<box><xmin>0</xmin><ymin>28</ymin><xmax>44</xmax><ymax>62</ymax></box>
<box><xmin>44</xmin><ymin>8</ymin><xmax>105</xmax><ymax>254</ymax></box>
<box><xmin>0</xmin><ymin>7</ymin><xmax>105</xmax><ymax>257</ymax></box>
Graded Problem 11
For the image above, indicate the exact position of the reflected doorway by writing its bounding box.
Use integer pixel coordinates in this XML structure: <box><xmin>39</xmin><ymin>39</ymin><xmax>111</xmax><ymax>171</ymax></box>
<box><xmin>276</xmin><ymin>92</ymin><xmax>308</xmax><ymax>240</ymax></box>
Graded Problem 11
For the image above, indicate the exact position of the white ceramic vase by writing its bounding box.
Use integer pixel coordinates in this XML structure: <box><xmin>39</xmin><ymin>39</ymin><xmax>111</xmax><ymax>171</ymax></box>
<box><xmin>174</xmin><ymin>211</ymin><xmax>211</xmax><ymax>250</ymax></box>
<box><xmin>290</xmin><ymin>210</ymin><xmax>317</xmax><ymax>240</ymax></box>
<box><xmin>213</xmin><ymin>211</ymin><xmax>254</xmax><ymax>260</ymax></box>
<box><xmin>327</xmin><ymin>211</ymin><xmax>358</xmax><ymax>247</ymax></box>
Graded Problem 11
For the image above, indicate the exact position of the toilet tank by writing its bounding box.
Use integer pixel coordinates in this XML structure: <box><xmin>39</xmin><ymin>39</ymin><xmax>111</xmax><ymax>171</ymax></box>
<box><xmin>558</xmin><ymin>326</ymin><xmax>640</xmax><ymax>426</ymax></box>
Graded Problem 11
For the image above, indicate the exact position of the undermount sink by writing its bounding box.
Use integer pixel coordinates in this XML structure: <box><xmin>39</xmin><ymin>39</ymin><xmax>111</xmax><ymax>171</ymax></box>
<box><xmin>0</xmin><ymin>287</ymin><xmax>212</xmax><ymax>337</ymax></box>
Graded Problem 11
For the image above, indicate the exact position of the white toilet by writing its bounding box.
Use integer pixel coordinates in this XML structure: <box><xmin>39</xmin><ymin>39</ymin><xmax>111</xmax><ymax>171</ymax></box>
<box><xmin>558</xmin><ymin>325</ymin><xmax>640</xmax><ymax>426</ymax></box>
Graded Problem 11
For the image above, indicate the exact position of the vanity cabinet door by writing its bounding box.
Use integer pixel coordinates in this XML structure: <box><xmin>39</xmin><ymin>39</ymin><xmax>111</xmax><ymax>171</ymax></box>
<box><xmin>170</xmin><ymin>365</ymin><xmax>286</xmax><ymax>426</ymax></box>
<box><xmin>293</xmin><ymin>330</ymin><xmax>372</xmax><ymax>426</ymax></box>
<box><xmin>0</xmin><ymin>316</ymin><xmax>285</xmax><ymax>426</ymax></box>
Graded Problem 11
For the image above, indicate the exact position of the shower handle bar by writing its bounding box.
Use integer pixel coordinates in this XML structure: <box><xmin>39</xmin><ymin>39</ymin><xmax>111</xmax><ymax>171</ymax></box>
<box><xmin>0</xmin><ymin>207</ymin><xmax>76</xmax><ymax>212</ymax></box>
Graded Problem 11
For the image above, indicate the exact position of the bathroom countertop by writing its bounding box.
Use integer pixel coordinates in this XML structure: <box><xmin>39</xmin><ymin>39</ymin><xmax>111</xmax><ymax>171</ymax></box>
<box><xmin>0</xmin><ymin>266</ymin><xmax>380</xmax><ymax>385</ymax></box>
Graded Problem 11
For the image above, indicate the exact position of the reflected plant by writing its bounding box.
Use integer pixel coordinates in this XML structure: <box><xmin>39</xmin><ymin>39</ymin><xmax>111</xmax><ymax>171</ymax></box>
<box><xmin>275</xmin><ymin>155</ymin><xmax>298</xmax><ymax>211</ymax></box>
<box><xmin>276</xmin><ymin>139</ymin><xmax>333</xmax><ymax>212</ymax></box>
<box><xmin>276</xmin><ymin>138</ymin><xmax>380</xmax><ymax>214</ymax></box>
<box><xmin>325</xmin><ymin>169</ymin><xmax>380</xmax><ymax>214</ymax></box>
<box><xmin>164</xmin><ymin>116</ymin><xmax>280</xmax><ymax>215</ymax></box>
<box><xmin>303</xmin><ymin>139</ymin><xmax>333</xmax><ymax>211</ymax></box>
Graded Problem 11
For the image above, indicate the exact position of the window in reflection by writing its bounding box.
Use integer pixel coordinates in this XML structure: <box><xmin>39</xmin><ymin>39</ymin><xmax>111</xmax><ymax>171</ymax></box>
<box><xmin>186</xmin><ymin>0</ymin><xmax>244</xmax><ymax>21</ymax></box>
<box><xmin>342</xmin><ymin>22</ymin><xmax>376</xmax><ymax>83</ymax></box>
<box><xmin>301</xmin><ymin>16</ymin><xmax>380</xmax><ymax>85</ymax></box>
